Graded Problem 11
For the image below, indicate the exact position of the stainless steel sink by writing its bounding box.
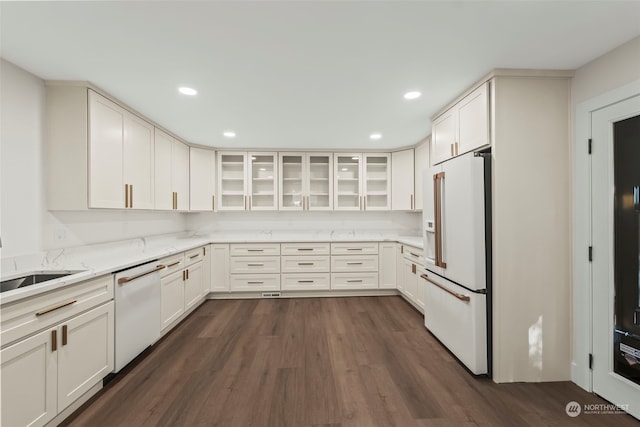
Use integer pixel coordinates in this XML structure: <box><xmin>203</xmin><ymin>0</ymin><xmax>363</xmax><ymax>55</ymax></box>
<box><xmin>1</xmin><ymin>271</ymin><xmax>84</xmax><ymax>293</ymax></box>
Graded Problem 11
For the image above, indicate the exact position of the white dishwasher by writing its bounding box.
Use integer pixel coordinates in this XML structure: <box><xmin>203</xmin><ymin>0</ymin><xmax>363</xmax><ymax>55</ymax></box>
<box><xmin>113</xmin><ymin>261</ymin><xmax>164</xmax><ymax>372</ymax></box>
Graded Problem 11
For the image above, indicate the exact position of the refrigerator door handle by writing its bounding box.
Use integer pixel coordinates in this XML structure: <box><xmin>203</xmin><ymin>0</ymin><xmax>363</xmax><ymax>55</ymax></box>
<box><xmin>433</xmin><ymin>172</ymin><xmax>447</xmax><ymax>268</ymax></box>
<box><xmin>421</xmin><ymin>273</ymin><xmax>470</xmax><ymax>302</ymax></box>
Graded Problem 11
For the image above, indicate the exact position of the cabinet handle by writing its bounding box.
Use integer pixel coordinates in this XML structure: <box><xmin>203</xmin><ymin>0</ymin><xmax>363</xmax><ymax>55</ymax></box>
<box><xmin>421</xmin><ymin>273</ymin><xmax>470</xmax><ymax>302</ymax></box>
<box><xmin>298</xmin><ymin>262</ymin><xmax>314</xmax><ymax>266</ymax></box>
<box><xmin>347</xmin><ymin>248</ymin><xmax>363</xmax><ymax>251</ymax></box>
<box><xmin>62</xmin><ymin>325</ymin><xmax>68</xmax><ymax>346</ymax></box>
<box><xmin>249</xmin><ymin>196</ymin><xmax>252</xmax><ymax>210</ymax></box>
<box><xmin>347</xmin><ymin>279</ymin><xmax>363</xmax><ymax>283</ymax></box>
<box><xmin>130</xmin><ymin>184</ymin><xmax>133</xmax><ymax>208</ymax></box>
<box><xmin>186</xmin><ymin>269</ymin><xmax>189</xmax><ymax>280</ymax></box>
<box><xmin>455</xmin><ymin>142</ymin><xmax>459</xmax><ymax>156</ymax></box>
<box><xmin>247</xmin><ymin>249</ymin><xmax>264</xmax><ymax>252</ymax></box>
<box><xmin>364</xmin><ymin>196</ymin><xmax>367</xmax><ymax>210</ymax></box>
<box><xmin>117</xmin><ymin>264</ymin><xmax>166</xmax><ymax>284</ymax></box>
<box><xmin>410</xmin><ymin>194</ymin><xmax>414</xmax><ymax>210</ymax></box>
<box><xmin>182</xmin><ymin>270</ymin><xmax>186</xmax><ymax>281</ymax></box>
<box><xmin>347</xmin><ymin>262</ymin><xmax>363</xmax><ymax>265</ymax></box>
<box><xmin>125</xmin><ymin>184</ymin><xmax>129</xmax><ymax>208</ymax></box>
<box><xmin>248</xmin><ymin>263</ymin><xmax>264</xmax><ymax>267</ymax></box>
<box><xmin>298</xmin><ymin>280</ymin><xmax>315</xmax><ymax>283</ymax></box>
<box><xmin>203</xmin><ymin>247</ymin><xmax>206</xmax><ymax>256</ymax></box>
<box><xmin>297</xmin><ymin>248</ymin><xmax>314</xmax><ymax>251</ymax></box>
<box><xmin>248</xmin><ymin>281</ymin><xmax>264</xmax><ymax>284</ymax></box>
<box><xmin>189</xmin><ymin>254</ymin><xmax>200</xmax><ymax>259</ymax></box>
<box><xmin>175</xmin><ymin>191</ymin><xmax>178</xmax><ymax>210</ymax></box>
<box><xmin>450</xmin><ymin>144</ymin><xmax>454</xmax><ymax>157</ymax></box>
<box><xmin>409</xmin><ymin>252</ymin><xmax>420</xmax><ymax>258</ymax></box>
<box><xmin>212</xmin><ymin>195</ymin><xmax>215</xmax><ymax>211</ymax></box>
<box><xmin>167</xmin><ymin>261</ymin><xmax>181</xmax><ymax>268</ymax></box>
<box><xmin>412</xmin><ymin>264</ymin><xmax>417</xmax><ymax>274</ymax></box>
<box><xmin>52</xmin><ymin>330</ymin><xmax>57</xmax><ymax>352</ymax></box>
<box><xmin>36</xmin><ymin>299</ymin><xmax>77</xmax><ymax>316</ymax></box>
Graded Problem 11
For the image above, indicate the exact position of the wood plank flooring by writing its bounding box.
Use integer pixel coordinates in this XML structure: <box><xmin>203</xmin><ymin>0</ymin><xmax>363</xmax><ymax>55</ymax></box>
<box><xmin>63</xmin><ymin>297</ymin><xmax>639</xmax><ymax>427</ymax></box>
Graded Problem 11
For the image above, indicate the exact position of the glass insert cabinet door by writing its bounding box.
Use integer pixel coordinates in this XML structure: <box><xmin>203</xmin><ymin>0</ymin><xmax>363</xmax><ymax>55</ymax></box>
<box><xmin>363</xmin><ymin>154</ymin><xmax>391</xmax><ymax>210</ymax></box>
<box><xmin>279</xmin><ymin>153</ymin><xmax>304</xmax><ymax>210</ymax></box>
<box><xmin>279</xmin><ymin>153</ymin><xmax>333</xmax><ymax>211</ymax></box>
<box><xmin>306</xmin><ymin>153</ymin><xmax>332</xmax><ymax>210</ymax></box>
<box><xmin>334</xmin><ymin>153</ymin><xmax>362</xmax><ymax>210</ymax></box>
<box><xmin>217</xmin><ymin>152</ymin><xmax>247</xmax><ymax>210</ymax></box>
<box><xmin>248</xmin><ymin>153</ymin><xmax>277</xmax><ymax>210</ymax></box>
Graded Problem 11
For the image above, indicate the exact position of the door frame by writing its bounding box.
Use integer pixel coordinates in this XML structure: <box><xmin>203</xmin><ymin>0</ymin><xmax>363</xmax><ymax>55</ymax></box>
<box><xmin>573</xmin><ymin>79</ymin><xmax>640</xmax><ymax>392</ymax></box>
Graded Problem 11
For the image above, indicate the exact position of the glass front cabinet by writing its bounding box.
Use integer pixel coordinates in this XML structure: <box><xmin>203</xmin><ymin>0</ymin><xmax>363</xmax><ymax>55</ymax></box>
<box><xmin>217</xmin><ymin>151</ymin><xmax>278</xmax><ymax>211</ymax></box>
<box><xmin>279</xmin><ymin>153</ymin><xmax>333</xmax><ymax>211</ymax></box>
<box><xmin>334</xmin><ymin>153</ymin><xmax>390</xmax><ymax>211</ymax></box>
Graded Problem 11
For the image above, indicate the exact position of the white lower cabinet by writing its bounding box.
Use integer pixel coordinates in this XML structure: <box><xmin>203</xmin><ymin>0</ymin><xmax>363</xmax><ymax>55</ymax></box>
<box><xmin>160</xmin><ymin>248</ymin><xmax>205</xmax><ymax>331</ymax></box>
<box><xmin>378</xmin><ymin>242</ymin><xmax>396</xmax><ymax>289</ymax></box>
<box><xmin>1</xmin><ymin>301</ymin><xmax>114</xmax><ymax>427</ymax></box>
<box><xmin>184</xmin><ymin>261</ymin><xmax>203</xmax><ymax>311</ymax></box>
<box><xmin>330</xmin><ymin>242</ymin><xmax>379</xmax><ymax>289</ymax></box>
<box><xmin>331</xmin><ymin>272</ymin><xmax>378</xmax><ymax>289</ymax></box>
<box><xmin>211</xmin><ymin>244</ymin><xmax>230</xmax><ymax>292</ymax></box>
<box><xmin>402</xmin><ymin>258</ymin><xmax>418</xmax><ymax>302</ymax></box>
<box><xmin>161</xmin><ymin>270</ymin><xmax>185</xmax><ymax>330</ymax></box>
<box><xmin>230</xmin><ymin>274</ymin><xmax>281</xmax><ymax>291</ymax></box>
<box><xmin>229</xmin><ymin>243</ymin><xmax>281</xmax><ymax>292</ymax></box>
<box><xmin>281</xmin><ymin>273</ymin><xmax>330</xmax><ymax>291</ymax></box>
<box><xmin>399</xmin><ymin>244</ymin><xmax>425</xmax><ymax>312</ymax></box>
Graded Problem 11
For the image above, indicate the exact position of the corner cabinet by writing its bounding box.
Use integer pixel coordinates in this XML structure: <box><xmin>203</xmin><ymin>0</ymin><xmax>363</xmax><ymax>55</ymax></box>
<box><xmin>279</xmin><ymin>153</ymin><xmax>333</xmax><ymax>211</ymax></box>
<box><xmin>431</xmin><ymin>82</ymin><xmax>489</xmax><ymax>165</ymax></box>
<box><xmin>154</xmin><ymin>129</ymin><xmax>190</xmax><ymax>211</ymax></box>
<box><xmin>189</xmin><ymin>148</ymin><xmax>216</xmax><ymax>211</ymax></box>
<box><xmin>391</xmin><ymin>149</ymin><xmax>415</xmax><ymax>211</ymax></box>
<box><xmin>334</xmin><ymin>153</ymin><xmax>390</xmax><ymax>211</ymax></box>
<box><xmin>217</xmin><ymin>152</ymin><xmax>278</xmax><ymax>211</ymax></box>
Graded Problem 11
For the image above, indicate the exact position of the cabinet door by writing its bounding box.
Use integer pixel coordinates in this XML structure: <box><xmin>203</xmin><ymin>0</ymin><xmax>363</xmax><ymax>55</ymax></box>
<box><xmin>279</xmin><ymin>153</ymin><xmax>304</xmax><ymax>211</ymax></box>
<box><xmin>414</xmin><ymin>139</ymin><xmax>429</xmax><ymax>211</ymax></box>
<box><xmin>307</xmin><ymin>153</ymin><xmax>333</xmax><ymax>210</ymax></box>
<box><xmin>457</xmin><ymin>82</ymin><xmax>489</xmax><ymax>156</ymax></box>
<box><xmin>202</xmin><ymin>246</ymin><xmax>212</xmax><ymax>295</ymax></box>
<box><xmin>161</xmin><ymin>271</ymin><xmax>185</xmax><ymax>330</ymax></box>
<box><xmin>402</xmin><ymin>258</ymin><xmax>418</xmax><ymax>302</ymax></box>
<box><xmin>248</xmin><ymin>153</ymin><xmax>277</xmax><ymax>210</ymax></box>
<box><xmin>211</xmin><ymin>244</ymin><xmax>230</xmax><ymax>292</ymax></box>
<box><xmin>431</xmin><ymin>108</ymin><xmax>455</xmax><ymax>165</ymax></box>
<box><xmin>391</xmin><ymin>149</ymin><xmax>415</xmax><ymax>211</ymax></box>
<box><xmin>416</xmin><ymin>274</ymin><xmax>426</xmax><ymax>312</ymax></box>
<box><xmin>184</xmin><ymin>262</ymin><xmax>203</xmax><ymax>311</ymax></box>
<box><xmin>57</xmin><ymin>302</ymin><xmax>114</xmax><ymax>411</ymax></box>
<box><xmin>396</xmin><ymin>244</ymin><xmax>404</xmax><ymax>292</ymax></box>
<box><xmin>123</xmin><ymin>113</ymin><xmax>155</xmax><ymax>210</ymax></box>
<box><xmin>154</xmin><ymin>128</ymin><xmax>174</xmax><ymax>210</ymax></box>
<box><xmin>172</xmin><ymin>140</ymin><xmax>190</xmax><ymax>211</ymax></box>
<box><xmin>88</xmin><ymin>91</ymin><xmax>125</xmax><ymax>208</ymax></box>
<box><xmin>190</xmin><ymin>147</ymin><xmax>216</xmax><ymax>211</ymax></box>
<box><xmin>1</xmin><ymin>327</ymin><xmax>57</xmax><ymax>427</ymax></box>
<box><xmin>364</xmin><ymin>153</ymin><xmax>391</xmax><ymax>210</ymax></box>
<box><xmin>378</xmin><ymin>242</ymin><xmax>396</xmax><ymax>289</ymax></box>
<box><xmin>217</xmin><ymin>152</ymin><xmax>247</xmax><ymax>210</ymax></box>
<box><xmin>334</xmin><ymin>153</ymin><xmax>362</xmax><ymax>210</ymax></box>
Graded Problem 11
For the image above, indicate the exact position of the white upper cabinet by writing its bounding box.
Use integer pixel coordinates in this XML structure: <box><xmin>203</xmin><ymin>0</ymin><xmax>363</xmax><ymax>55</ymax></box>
<box><xmin>88</xmin><ymin>90</ymin><xmax>154</xmax><ymax>209</ymax></box>
<box><xmin>154</xmin><ymin>129</ymin><xmax>189</xmax><ymax>211</ymax></box>
<box><xmin>217</xmin><ymin>152</ymin><xmax>277</xmax><ymax>211</ymax></box>
<box><xmin>414</xmin><ymin>138</ymin><xmax>429</xmax><ymax>211</ymax></box>
<box><xmin>431</xmin><ymin>82</ymin><xmax>489</xmax><ymax>165</ymax></box>
<box><xmin>189</xmin><ymin>147</ymin><xmax>216</xmax><ymax>211</ymax></box>
<box><xmin>391</xmin><ymin>149</ymin><xmax>415</xmax><ymax>211</ymax></box>
<box><xmin>279</xmin><ymin>152</ymin><xmax>332</xmax><ymax>211</ymax></box>
<box><xmin>334</xmin><ymin>153</ymin><xmax>390</xmax><ymax>211</ymax></box>
<box><xmin>363</xmin><ymin>154</ymin><xmax>391</xmax><ymax>210</ymax></box>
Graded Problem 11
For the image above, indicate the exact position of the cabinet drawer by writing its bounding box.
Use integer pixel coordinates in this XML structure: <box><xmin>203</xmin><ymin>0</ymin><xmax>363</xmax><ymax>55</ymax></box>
<box><xmin>281</xmin><ymin>243</ymin><xmax>330</xmax><ymax>256</ymax></box>
<box><xmin>1</xmin><ymin>275</ymin><xmax>114</xmax><ymax>348</ymax></box>
<box><xmin>160</xmin><ymin>253</ymin><xmax>185</xmax><ymax>277</ymax></box>
<box><xmin>281</xmin><ymin>273</ymin><xmax>330</xmax><ymax>291</ymax></box>
<box><xmin>230</xmin><ymin>256</ymin><xmax>280</xmax><ymax>274</ymax></box>
<box><xmin>331</xmin><ymin>255</ymin><xmax>378</xmax><ymax>272</ymax></box>
<box><xmin>331</xmin><ymin>242</ymin><xmax>378</xmax><ymax>255</ymax></box>
<box><xmin>185</xmin><ymin>246</ymin><xmax>205</xmax><ymax>267</ymax></box>
<box><xmin>331</xmin><ymin>273</ymin><xmax>378</xmax><ymax>289</ymax></box>
<box><xmin>402</xmin><ymin>246</ymin><xmax>424</xmax><ymax>265</ymax></box>
<box><xmin>230</xmin><ymin>243</ymin><xmax>280</xmax><ymax>256</ymax></box>
<box><xmin>281</xmin><ymin>256</ymin><xmax>330</xmax><ymax>273</ymax></box>
<box><xmin>229</xmin><ymin>274</ymin><xmax>280</xmax><ymax>291</ymax></box>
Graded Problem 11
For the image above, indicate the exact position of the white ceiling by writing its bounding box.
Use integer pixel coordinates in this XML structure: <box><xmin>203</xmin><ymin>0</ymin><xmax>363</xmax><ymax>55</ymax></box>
<box><xmin>1</xmin><ymin>1</ymin><xmax>639</xmax><ymax>150</ymax></box>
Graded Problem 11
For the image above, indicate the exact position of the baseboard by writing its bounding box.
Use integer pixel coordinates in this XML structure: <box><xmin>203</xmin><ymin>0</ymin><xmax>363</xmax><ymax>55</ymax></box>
<box><xmin>46</xmin><ymin>381</ymin><xmax>102</xmax><ymax>427</ymax></box>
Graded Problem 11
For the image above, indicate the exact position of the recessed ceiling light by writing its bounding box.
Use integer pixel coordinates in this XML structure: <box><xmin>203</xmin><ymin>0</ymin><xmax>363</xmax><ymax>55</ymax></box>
<box><xmin>178</xmin><ymin>86</ymin><xmax>197</xmax><ymax>96</ymax></box>
<box><xmin>370</xmin><ymin>133</ymin><xmax>382</xmax><ymax>140</ymax></box>
<box><xmin>223</xmin><ymin>131</ymin><xmax>236</xmax><ymax>138</ymax></box>
<box><xmin>403</xmin><ymin>91</ymin><xmax>421</xmax><ymax>100</ymax></box>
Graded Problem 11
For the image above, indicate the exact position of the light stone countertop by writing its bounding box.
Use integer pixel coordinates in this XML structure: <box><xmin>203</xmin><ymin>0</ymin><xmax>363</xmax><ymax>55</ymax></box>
<box><xmin>0</xmin><ymin>231</ymin><xmax>423</xmax><ymax>305</ymax></box>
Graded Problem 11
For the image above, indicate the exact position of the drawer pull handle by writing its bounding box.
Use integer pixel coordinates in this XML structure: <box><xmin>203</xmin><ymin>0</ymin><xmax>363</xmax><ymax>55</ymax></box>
<box><xmin>52</xmin><ymin>330</ymin><xmax>57</xmax><ymax>352</ymax></box>
<box><xmin>189</xmin><ymin>254</ymin><xmax>200</xmax><ymax>259</ymax></box>
<box><xmin>347</xmin><ymin>248</ymin><xmax>363</xmax><ymax>251</ymax></box>
<box><xmin>248</xmin><ymin>281</ymin><xmax>264</xmax><ymax>284</ymax></box>
<box><xmin>297</xmin><ymin>248</ymin><xmax>314</xmax><ymax>251</ymax></box>
<box><xmin>298</xmin><ymin>280</ymin><xmax>315</xmax><ymax>283</ymax></box>
<box><xmin>167</xmin><ymin>261</ymin><xmax>181</xmax><ymax>268</ymax></box>
<box><xmin>298</xmin><ymin>262</ymin><xmax>314</xmax><ymax>266</ymax></box>
<box><xmin>248</xmin><ymin>263</ymin><xmax>264</xmax><ymax>267</ymax></box>
<box><xmin>347</xmin><ymin>279</ymin><xmax>363</xmax><ymax>283</ymax></box>
<box><xmin>347</xmin><ymin>262</ymin><xmax>363</xmax><ymax>265</ymax></box>
<box><xmin>118</xmin><ymin>265</ymin><xmax>166</xmax><ymax>284</ymax></box>
<box><xmin>36</xmin><ymin>299</ymin><xmax>78</xmax><ymax>317</ymax></box>
<box><xmin>247</xmin><ymin>249</ymin><xmax>264</xmax><ymax>252</ymax></box>
<box><xmin>409</xmin><ymin>252</ymin><xmax>420</xmax><ymax>257</ymax></box>
<box><xmin>421</xmin><ymin>274</ymin><xmax>470</xmax><ymax>302</ymax></box>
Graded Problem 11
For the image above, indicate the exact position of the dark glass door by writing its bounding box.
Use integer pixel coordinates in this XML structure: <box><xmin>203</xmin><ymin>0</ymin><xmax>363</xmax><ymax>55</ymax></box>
<box><xmin>613</xmin><ymin>114</ymin><xmax>640</xmax><ymax>385</ymax></box>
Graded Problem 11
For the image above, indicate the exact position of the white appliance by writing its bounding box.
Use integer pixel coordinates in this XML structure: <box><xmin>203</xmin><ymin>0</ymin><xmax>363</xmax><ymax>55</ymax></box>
<box><xmin>113</xmin><ymin>261</ymin><xmax>164</xmax><ymax>372</ymax></box>
<box><xmin>423</xmin><ymin>151</ymin><xmax>492</xmax><ymax>376</ymax></box>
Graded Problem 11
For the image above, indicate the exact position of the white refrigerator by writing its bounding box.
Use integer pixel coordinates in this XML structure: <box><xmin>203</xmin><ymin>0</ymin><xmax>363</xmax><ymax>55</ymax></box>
<box><xmin>423</xmin><ymin>151</ymin><xmax>492</xmax><ymax>376</ymax></box>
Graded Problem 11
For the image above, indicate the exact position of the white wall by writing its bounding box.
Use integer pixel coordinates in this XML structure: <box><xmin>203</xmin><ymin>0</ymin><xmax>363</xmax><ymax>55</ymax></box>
<box><xmin>0</xmin><ymin>59</ymin><xmax>187</xmax><ymax>259</ymax></box>
<box><xmin>571</xmin><ymin>36</ymin><xmax>640</xmax><ymax>390</ymax></box>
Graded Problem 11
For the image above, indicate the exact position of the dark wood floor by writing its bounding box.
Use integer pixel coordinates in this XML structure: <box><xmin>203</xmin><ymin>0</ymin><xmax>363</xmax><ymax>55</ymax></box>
<box><xmin>64</xmin><ymin>297</ymin><xmax>639</xmax><ymax>427</ymax></box>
